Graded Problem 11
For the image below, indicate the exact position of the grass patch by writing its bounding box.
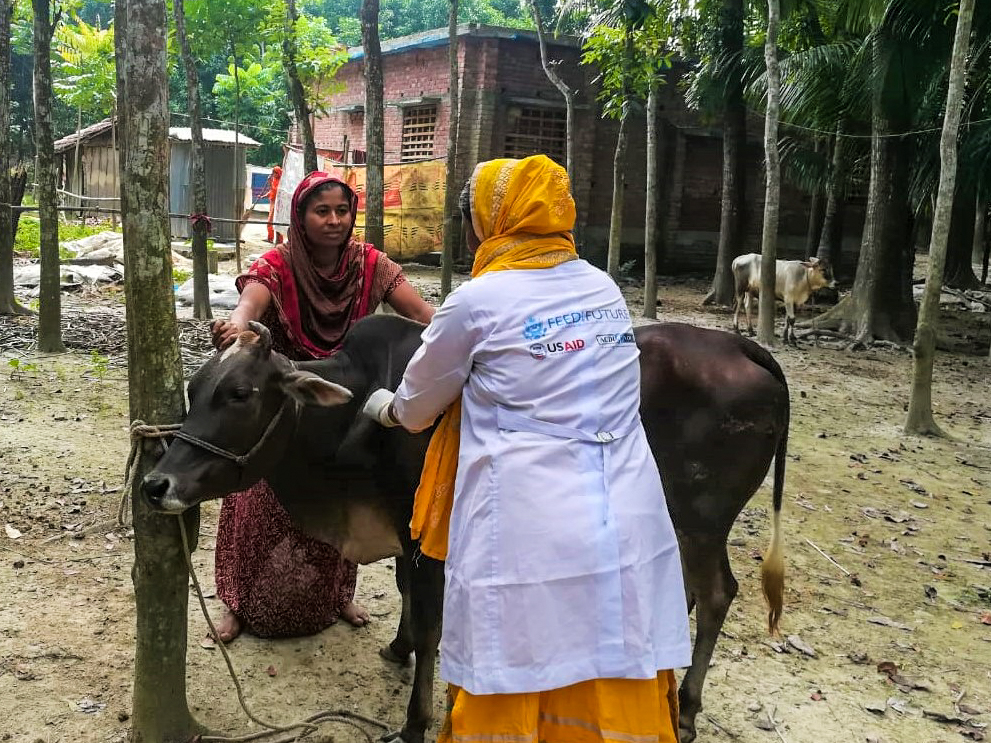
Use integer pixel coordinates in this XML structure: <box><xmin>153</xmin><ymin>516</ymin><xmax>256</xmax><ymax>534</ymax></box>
<box><xmin>15</xmin><ymin>216</ymin><xmax>121</xmax><ymax>259</ymax></box>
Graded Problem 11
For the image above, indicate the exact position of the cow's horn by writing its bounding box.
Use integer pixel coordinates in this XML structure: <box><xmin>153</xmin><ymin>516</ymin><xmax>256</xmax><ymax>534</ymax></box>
<box><xmin>247</xmin><ymin>321</ymin><xmax>273</xmax><ymax>358</ymax></box>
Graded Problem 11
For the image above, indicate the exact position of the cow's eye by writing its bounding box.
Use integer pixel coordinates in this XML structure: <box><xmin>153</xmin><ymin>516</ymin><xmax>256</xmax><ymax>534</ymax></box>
<box><xmin>228</xmin><ymin>386</ymin><xmax>254</xmax><ymax>402</ymax></box>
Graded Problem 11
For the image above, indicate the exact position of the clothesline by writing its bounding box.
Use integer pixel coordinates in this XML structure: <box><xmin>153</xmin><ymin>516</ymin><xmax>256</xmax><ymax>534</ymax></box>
<box><xmin>7</xmin><ymin>203</ymin><xmax>290</xmax><ymax>227</ymax></box>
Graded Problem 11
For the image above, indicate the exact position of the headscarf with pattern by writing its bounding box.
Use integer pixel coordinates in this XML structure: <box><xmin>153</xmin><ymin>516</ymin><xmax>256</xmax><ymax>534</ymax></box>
<box><xmin>236</xmin><ymin>171</ymin><xmax>394</xmax><ymax>358</ymax></box>
<box><xmin>410</xmin><ymin>155</ymin><xmax>578</xmax><ymax>560</ymax></box>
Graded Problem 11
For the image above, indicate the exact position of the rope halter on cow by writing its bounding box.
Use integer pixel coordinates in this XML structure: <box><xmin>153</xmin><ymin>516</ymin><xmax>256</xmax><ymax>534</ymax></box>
<box><xmin>120</xmin><ymin>398</ymin><xmax>295</xmax><ymax>526</ymax></box>
<box><xmin>171</xmin><ymin>396</ymin><xmax>295</xmax><ymax>468</ymax></box>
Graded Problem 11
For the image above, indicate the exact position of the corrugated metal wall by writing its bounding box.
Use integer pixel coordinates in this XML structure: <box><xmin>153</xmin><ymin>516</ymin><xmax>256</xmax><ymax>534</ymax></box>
<box><xmin>83</xmin><ymin>145</ymin><xmax>120</xmax><ymax>202</ymax></box>
<box><xmin>170</xmin><ymin>142</ymin><xmax>248</xmax><ymax>241</ymax></box>
<box><xmin>59</xmin><ymin>134</ymin><xmax>249</xmax><ymax>243</ymax></box>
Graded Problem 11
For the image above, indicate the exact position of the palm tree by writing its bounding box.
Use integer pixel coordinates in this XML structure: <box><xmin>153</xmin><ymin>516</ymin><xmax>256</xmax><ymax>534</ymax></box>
<box><xmin>686</xmin><ymin>0</ymin><xmax>749</xmax><ymax>306</ymax></box>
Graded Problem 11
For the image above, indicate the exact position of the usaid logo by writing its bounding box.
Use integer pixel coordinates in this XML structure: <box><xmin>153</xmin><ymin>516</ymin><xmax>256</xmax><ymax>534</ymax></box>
<box><xmin>530</xmin><ymin>339</ymin><xmax>586</xmax><ymax>359</ymax></box>
<box><xmin>596</xmin><ymin>332</ymin><xmax>635</xmax><ymax>347</ymax></box>
<box><xmin>523</xmin><ymin>316</ymin><xmax>547</xmax><ymax>341</ymax></box>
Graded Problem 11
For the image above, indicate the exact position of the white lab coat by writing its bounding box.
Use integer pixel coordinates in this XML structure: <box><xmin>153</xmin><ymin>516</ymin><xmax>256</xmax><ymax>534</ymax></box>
<box><xmin>393</xmin><ymin>259</ymin><xmax>691</xmax><ymax>695</ymax></box>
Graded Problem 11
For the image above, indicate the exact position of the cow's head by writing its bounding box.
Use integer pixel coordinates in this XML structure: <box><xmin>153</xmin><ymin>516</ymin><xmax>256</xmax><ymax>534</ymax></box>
<box><xmin>141</xmin><ymin>322</ymin><xmax>352</xmax><ymax>513</ymax></box>
<box><xmin>802</xmin><ymin>257</ymin><xmax>836</xmax><ymax>291</ymax></box>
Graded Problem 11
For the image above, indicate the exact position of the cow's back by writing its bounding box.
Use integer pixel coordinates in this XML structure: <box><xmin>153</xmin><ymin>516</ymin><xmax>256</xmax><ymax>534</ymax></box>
<box><xmin>635</xmin><ymin>323</ymin><xmax>789</xmax><ymax>535</ymax></box>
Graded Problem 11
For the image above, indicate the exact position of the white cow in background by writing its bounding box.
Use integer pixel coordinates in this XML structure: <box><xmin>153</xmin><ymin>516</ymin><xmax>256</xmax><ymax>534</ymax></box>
<box><xmin>732</xmin><ymin>254</ymin><xmax>836</xmax><ymax>344</ymax></box>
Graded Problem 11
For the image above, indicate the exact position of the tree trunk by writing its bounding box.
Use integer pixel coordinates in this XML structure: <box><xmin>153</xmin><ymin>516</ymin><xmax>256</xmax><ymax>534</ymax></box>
<box><xmin>703</xmin><ymin>0</ymin><xmax>746</xmax><ymax>306</ymax></box>
<box><xmin>943</xmin><ymin>187</ymin><xmax>979</xmax><ymax>289</ymax></box>
<box><xmin>174</xmin><ymin>0</ymin><xmax>211</xmax><ymax>320</ymax></box>
<box><xmin>756</xmin><ymin>0</ymin><xmax>781</xmax><ymax>347</ymax></box>
<box><xmin>607</xmin><ymin>113</ymin><xmax>629</xmax><ymax>279</ymax></box>
<box><xmin>440</xmin><ymin>0</ymin><xmax>459</xmax><ymax>300</ymax></box>
<box><xmin>972</xmin><ymin>196</ymin><xmax>986</xmax><ymax>281</ymax></box>
<box><xmin>284</xmin><ymin>0</ymin><xmax>317</xmax><ymax>174</ymax></box>
<box><xmin>32</xmin><ymin>0</ymin><xmax>65</xmax><ymax>352</ymax></box>
<box><xmin>526</xmin><ymin>0</ymin><xmax>574</xmax><ymax>183</ymax></box>
<box><xmin>116</xmin><ymin>0</ymin><xmax>202</xmax><ymax>738</ymax></box>
<box><xmin>816</xmin><ymin>125</ymin><xmax>846</xmax><ymax>274</ymax></box>
<box><xmin>809</xmin><ymin>39</ymin><xmax>916</xmax><ymax>344</ymax></box>
<box><xmin>361</xmin><ymin>0</ymin><xmax>385</xmax><ymax>251</ymax></box>
<box><xmin>230</xmin><ymin>41</ymin><xmax>243</xmax><ymax>272</ymax></box>
<box><xmin>905</xmin><ymin>0</ymin><xmax>974</xmax><ymax>436</ymax></box>
<box><xmin>976</xmin><ymin>198</ymin><xmax>988</xmax><ymax>285</ymax></box>
<box><xmin>643</xmin><ymin>78</ymin><xmax>659</xmax><ymax>319</ymax></box>
<box><xmin>0</xmin><ymin>0</ymin><xmax>29</xmax><ymax>316</ymax></box>
<box><xmin>607</xmin><ymin>29</ymin><xmax>634</xmax><ymax>280</ymax></box>
<box><xmin>73</xmin><ymin>104</ymin><xmax>82</xmax><ymax>215</ymax></box>
<box><xmin>10</xmin><ymin>166</ymin><xmax>26</xmax><ymax>241</ymax></box>
<box><xmin>805</xmin><ymin>190</ymin><xmax>823</xmax><ymax>258</ymax></box>
<box><xmin>111</xmin><ymin>103</ymin><xmax>118</xmax><ymax>228</ymax></box>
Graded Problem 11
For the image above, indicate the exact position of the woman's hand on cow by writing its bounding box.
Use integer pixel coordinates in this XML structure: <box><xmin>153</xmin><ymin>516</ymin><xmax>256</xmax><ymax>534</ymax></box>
<box><xmin>211</xmin><ymin>319</ymin><xmax>246</xmax><ymax>350</ymax></box>
<box><xmin>362</xmin><ymin>388</ymin><xmax>400</xmax><ymax>427</ymax></box>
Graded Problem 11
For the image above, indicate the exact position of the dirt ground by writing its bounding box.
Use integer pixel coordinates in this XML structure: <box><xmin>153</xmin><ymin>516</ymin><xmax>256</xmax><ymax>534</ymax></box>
<box><xmin>1</xmin><ymin>248</ymin><xmax>990</xmax><ymax>743</ymax></box>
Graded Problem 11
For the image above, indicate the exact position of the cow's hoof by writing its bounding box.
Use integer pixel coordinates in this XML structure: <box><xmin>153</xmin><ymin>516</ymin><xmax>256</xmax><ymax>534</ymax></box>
<box><xmin>379</xmin><ymin>643</ymin><xmax>412</xmax><ymax>667</ymax></box>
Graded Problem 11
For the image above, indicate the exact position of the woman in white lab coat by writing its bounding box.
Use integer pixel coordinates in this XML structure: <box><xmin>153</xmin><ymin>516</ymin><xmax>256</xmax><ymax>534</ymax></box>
<box><xmin>364</xmin><ymin>155</ymin><xmax>690</xmax><ymax>743</ymax></box>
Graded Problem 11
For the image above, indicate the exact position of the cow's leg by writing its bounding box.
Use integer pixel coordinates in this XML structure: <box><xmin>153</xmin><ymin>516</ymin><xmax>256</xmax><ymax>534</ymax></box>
<box><xmin>677</xmin><ymin>535</ymin><xmax>739</xmax><ymax>743</ymax></box>
<box><xmin>784</xmin><ymin>302</ymin><xmax>796</xmax><ymax>345</ymax></box>
<box><xmin>383</xmin><ymin>556</ymin><xmax>444</xmax><ymax>743</ymax></box>
<box><xmin>744</xmin><ymin>294</ymin><xmax>755</xmax><ymax>336</ymax></box>
<box><xmin>380</xmin><ymin>556</ymin><xmax>414</xmax><ymax>666</ymax></box>
<box><xmin>732</xmin><ymin>293</ymin><xmax>742</xmax><ymax>333</ymax></box>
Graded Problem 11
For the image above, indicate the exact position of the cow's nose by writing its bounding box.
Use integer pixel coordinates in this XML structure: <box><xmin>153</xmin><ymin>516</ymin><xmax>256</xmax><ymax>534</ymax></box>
<box><xmin>142</xmin><ymin>472</ymin><xmax>172</xmax><ymax>505</ymax></box>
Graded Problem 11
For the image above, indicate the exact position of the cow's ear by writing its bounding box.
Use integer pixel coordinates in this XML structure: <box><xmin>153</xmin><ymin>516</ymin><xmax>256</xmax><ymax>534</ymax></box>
<box><xmin>281</xmin><ymin>370</ymin><xmax>353</xmax><ymax>407</ymax></box>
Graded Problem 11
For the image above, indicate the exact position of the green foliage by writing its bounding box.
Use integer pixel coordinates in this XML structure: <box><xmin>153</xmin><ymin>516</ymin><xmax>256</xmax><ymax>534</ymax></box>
<box><xmin>581</xmin><ymin>13</ymin><xmax>673</xmax><ymax>120</ymax></box>
<box><xmin>53</xmin><ymin>13</ymin><xmax>117</xmax><ymax>120</ymax></box>
<box><xmin>290</xmin><ymin>12</ymin><xmax>348</xmax><ymax>115</ymax></box>
<box><xmin>12</xmin><ymin>216</ymin><xmax>40</xmax><ymax>254</ymax></box>
<box><xmin>172</xmin><ymin>266</ymin><xmax>192</xmax><ymax>285</ymax></box>
<box><xmin>7</xmin><ymin>358</ymin><xmax>40</xmax><ymax>377</ymax></box>
<box><xmin>305</xmin><ymin>0</ymin><xmax>537</xmax><ymax>46</ymax></box>
<box><xmin>212</xmin><ymin>58</ymin><xmax>291</xmax><ymax>164</ymax></box>
<box><xmin>13</xmin><ymin>216</ymin><xmax>120</xmax><ymax>258</ymax></box>
<box><xmin>87</xmin><ymin>350</ymin><xmax>110</xmax><ymax>379</ymax></box>
<box><xmin>574</xmin><ymin>2</ymin><xmax>674</xmax><ymax>121</ymax></box>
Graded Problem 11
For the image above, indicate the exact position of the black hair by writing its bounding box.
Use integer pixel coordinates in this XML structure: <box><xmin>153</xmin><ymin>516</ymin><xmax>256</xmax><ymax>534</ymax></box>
<box><xmin>297</xmin><ymin>180</ymin><xmax>355</xmax><ymax>221</ymax></box>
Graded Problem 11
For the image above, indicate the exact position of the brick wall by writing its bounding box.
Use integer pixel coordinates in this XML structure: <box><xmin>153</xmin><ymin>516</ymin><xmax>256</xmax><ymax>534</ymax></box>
<box><xmin>304</xmin><ymin>28</ymin><xmax>867</xmax><ymax>270</ymax></box>
<box><xmin>314</xmin><ymin>45</ymin><xmax>458</xmax><ymax>163</ymax></box>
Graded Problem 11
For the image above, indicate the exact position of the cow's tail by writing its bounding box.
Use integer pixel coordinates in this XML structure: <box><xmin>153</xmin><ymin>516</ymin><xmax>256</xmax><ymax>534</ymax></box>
<box><xmin>744</xmin><ymin>342</ymin><xmax>788</xmax><ymax>636</ymax></box>
<box><xmin>761</xmin><ymin>424</ymin><xmax>786</xmax><ymax>635</ymax></box>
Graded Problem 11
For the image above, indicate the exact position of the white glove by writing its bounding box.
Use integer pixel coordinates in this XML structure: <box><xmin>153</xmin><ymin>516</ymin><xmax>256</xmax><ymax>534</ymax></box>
<box><xmin>363</xmin><ymin>388</ymin><xmax>400</xmax><ymax>427</ymax></box>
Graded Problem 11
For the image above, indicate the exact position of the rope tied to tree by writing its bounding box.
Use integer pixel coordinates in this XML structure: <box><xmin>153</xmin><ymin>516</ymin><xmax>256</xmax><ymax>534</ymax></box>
<box><xmin>120</xmin><ymin>419</ymin><xmax>183</xmax><ymax>526</ymax></box>
<box><xmin>121</xmin><ymin>421</ymin><xmax>393</xmax><ymax>743</ymax></box>
<box><xmin>190</xmin><ymin>212</ymin><xmax>213</xmax><ymax>232</ymax></box>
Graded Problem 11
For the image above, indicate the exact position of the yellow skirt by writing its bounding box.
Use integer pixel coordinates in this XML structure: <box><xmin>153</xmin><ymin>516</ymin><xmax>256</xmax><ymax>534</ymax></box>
<box><xmin>437</xmin><ymin>670</ymin><xmax>679</xmax><ymax>743</ymax></box>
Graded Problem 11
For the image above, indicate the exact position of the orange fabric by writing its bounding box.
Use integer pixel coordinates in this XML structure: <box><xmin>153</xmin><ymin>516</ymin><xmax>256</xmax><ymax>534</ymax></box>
<box><xmin>437</xmin><ymin>670</ymin><xmax>680</xmax><ymax>743</ymax></box>
<box><xmin>409</xmin><ymin>155</ymin><xmax>577</xmax><ymax>560</ymax></box>
<box><xmin>266</xmin><ymin>167</ymin><xmax>283</xmax><ymax>243</ymax></box>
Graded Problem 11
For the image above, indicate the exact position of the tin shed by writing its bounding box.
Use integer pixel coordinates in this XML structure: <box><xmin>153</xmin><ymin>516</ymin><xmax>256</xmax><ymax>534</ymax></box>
<box><xmin>55</xmin><ymin>119</ymin><xmax>261</xmax><ymax>241</ymax></box>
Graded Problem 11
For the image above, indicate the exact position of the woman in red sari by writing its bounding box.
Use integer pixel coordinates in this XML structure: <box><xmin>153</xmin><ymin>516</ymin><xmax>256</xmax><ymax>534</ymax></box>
<box><xmin>210</xmin><ymin>171</ymin><xmax>434</xmax><ymax>641</ymax></box>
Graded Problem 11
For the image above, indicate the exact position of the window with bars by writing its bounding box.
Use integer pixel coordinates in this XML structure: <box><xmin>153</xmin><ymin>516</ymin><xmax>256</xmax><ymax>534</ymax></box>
<box><xmin>401</xmin><ymin>105</ymin><xmax>438</xmax><ymax>162</ymax></box>
<box><xmin>504</xmin><ymin>107</ymin><xmax>567</xmax><ymax>164</ymax></box>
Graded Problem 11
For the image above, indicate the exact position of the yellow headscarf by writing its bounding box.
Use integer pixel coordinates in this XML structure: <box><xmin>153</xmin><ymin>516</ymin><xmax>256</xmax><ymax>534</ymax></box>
<box><xmin>410</xmin><ymin>155</ymin><xmax>578</xmax><ymax>560</ymax></box>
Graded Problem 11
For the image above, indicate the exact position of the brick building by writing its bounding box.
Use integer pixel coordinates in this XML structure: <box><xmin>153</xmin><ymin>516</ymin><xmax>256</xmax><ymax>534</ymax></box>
<box><xmin>303</xmin><ymin>24</ymin><xmax>864</xmax><ymax>270</ymax></box>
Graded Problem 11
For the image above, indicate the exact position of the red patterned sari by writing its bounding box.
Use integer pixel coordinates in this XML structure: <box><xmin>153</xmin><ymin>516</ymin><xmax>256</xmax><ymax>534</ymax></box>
<box><xmin>215</xmin><ymin>172</ymin><xmax>405</xmax><ymax>637</ymax></box>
